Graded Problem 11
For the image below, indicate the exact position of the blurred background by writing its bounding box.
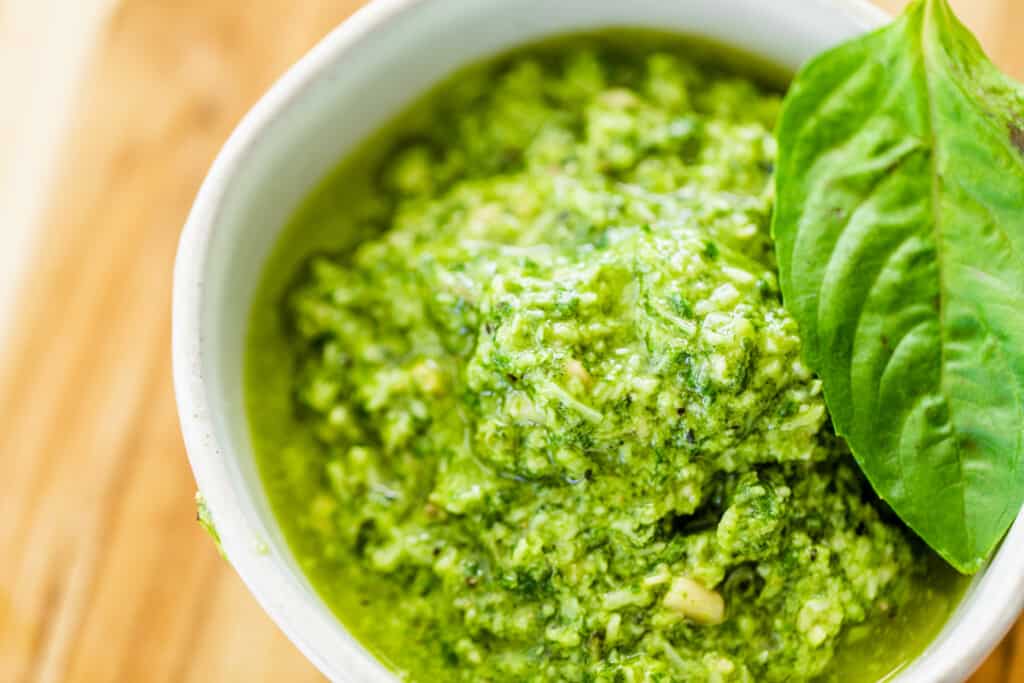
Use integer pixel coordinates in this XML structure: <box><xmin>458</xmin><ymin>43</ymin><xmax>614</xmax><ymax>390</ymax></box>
<box><xmin>0</xmin><ymin>1</ymin><xmax>1022</xmax><ymax>681</ymax></box>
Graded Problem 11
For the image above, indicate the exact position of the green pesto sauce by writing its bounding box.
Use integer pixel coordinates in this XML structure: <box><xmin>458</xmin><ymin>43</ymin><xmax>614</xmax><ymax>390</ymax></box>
<box><xmin>245</xmin><ymin>32</ymin><xmax>965</xmax><ymax>683</ymax></box>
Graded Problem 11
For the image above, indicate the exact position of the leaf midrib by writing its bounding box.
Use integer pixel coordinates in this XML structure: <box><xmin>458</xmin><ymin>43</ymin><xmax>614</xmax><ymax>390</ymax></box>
<box><xmin>919</xmin><ymin>0</ymin><xmax>971</xmax><ymax>558</ymax></box>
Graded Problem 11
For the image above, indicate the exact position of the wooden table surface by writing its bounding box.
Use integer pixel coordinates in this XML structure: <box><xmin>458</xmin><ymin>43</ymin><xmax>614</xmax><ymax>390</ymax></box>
<box><xmin>1</xmin><ymin>1</ymin><xmax>1021</xmax><ymax>681</ymax></box>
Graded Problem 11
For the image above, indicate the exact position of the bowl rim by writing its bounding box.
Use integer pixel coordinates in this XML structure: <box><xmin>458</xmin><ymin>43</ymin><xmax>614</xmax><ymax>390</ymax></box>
<box><xmin>172</xmin><ymin>0</ymin><xmax>1024</xmax><ymax>681</ymax></box>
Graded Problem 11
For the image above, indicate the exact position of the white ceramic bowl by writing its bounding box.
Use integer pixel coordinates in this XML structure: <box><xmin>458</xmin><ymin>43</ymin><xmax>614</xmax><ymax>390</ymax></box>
<box><xmin>172</xmin><ymin>1</ymin><xmax>1024</xmax><ymax>680</ymax></box>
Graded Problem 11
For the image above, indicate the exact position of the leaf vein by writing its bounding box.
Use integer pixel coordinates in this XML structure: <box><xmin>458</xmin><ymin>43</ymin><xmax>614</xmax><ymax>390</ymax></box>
<box><xmin>921</xmin><ymin>0</ymin><xmax>969</xmax><ymax>553</ymax></box>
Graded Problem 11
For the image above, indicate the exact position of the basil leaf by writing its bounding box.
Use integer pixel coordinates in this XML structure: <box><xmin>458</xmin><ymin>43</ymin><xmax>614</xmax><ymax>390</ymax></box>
<box><xmin>772</xmin><ymin>0</ymin><xmax>1024</xmax><ymax>573</ymax></box>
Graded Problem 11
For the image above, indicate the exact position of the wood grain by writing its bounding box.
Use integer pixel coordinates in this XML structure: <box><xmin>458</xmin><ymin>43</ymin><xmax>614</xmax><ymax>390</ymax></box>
<box><xmin>0</xmin><ymin>2</ymin><xmax>359</xmax><ymax>681</ymax></box>
<box><xmin>0</xmin><ymin>1</ymin><xmax>1020</xmax><ymax>681</ymax></box>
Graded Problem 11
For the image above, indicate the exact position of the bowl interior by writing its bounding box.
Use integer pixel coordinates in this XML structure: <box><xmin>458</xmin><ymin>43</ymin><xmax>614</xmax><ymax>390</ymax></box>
<box><xmin>177</xmin><ymin>0</ymin><xmax>1024</xmax><ymax>680</ymax></box>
